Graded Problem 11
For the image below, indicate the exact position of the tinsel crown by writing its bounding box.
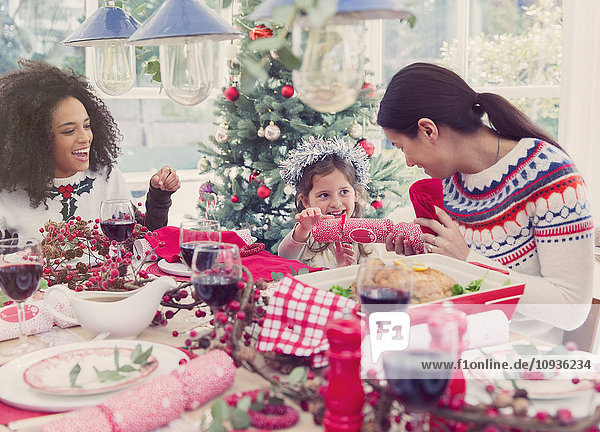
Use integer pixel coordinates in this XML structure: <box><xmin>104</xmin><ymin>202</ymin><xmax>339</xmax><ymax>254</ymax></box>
<box><xmin>279</xmin><ymin>136</ymin><xmax>371</xmax><ymax>191</ymax></box>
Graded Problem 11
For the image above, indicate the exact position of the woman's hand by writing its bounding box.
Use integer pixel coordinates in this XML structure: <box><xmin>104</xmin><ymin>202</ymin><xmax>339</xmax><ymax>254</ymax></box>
<box><xmin>385</xmin><ymin>231</ymin><xmax>418</xmax><ymax>256</ymax></box>
<box><xmin>293</xmin><ymin>207</ymin><xmax>333</xmax><ymax>242</ymax></box>
<box><xmin>416</xmin><ymin>206</ymin><xmax>470</xmax><ymax>260</ymax></box>
<box><xmin>150</xmin><ymin>166</ymin><xmax>181</xmax><ymax>192</ymax></box>
<box><xmin>334</xmin><ymin>242</ymin><xmax>355</xmax><ymax>267</ymax></box>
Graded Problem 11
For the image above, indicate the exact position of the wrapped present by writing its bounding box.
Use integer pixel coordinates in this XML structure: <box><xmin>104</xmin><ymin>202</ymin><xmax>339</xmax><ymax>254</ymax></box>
<box><xmin>42</xmin><ymin>350</ymin><xmax>236</xmax><ymax>432</ymax></box>
<box><xmin>312</xmin><ymin>215</ymin><xmax>425</xmax><ymax>253</ymax></box>
<box><xmin>256</xmin><ymin>276</ymin><xmax>358</xmax><ymax>368</ymax></box>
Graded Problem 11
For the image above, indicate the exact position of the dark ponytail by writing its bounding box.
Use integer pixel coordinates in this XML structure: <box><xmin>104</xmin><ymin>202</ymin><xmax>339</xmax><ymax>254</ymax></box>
<box><xmin>377</xmin><ymin>63</ymin><xmax>560</xmax><ymax>149</ymax></box>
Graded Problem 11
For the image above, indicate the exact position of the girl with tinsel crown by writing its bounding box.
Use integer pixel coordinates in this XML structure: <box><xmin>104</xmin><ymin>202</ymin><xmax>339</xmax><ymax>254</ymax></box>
<box><xmin>278</xmin><ymin>136</ymin><xmax>373</xmax><ymax>268</ymax></box>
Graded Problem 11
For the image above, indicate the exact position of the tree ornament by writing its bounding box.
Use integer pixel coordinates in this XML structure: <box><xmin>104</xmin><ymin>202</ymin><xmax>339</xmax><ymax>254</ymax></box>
<box><xmin>264</xmin><ymin>122</ymin><xmax>281</xmax><ymax>141</ymax></box>
<box><xmin>213</xmin><ymin>124</ymin><xmax>229</xmax><ymax>143</ymax></box>
<box><xmin>281</xmin><ymin>85</ymin><xmax>294</xmax><ymax>98</ymax></box>
<box><xmin>371</xmin><ymin>199</ymin><xmax>384</xmax><ymax>209</ymax></box>
<box><xmin>348</xmin><ymin>120</ymin><xmax>362</xmax><ymax>139</ymax></box>
<box><xmin>257</xmin><ymin>126</ymin><xmax>265</xmax><ymax>138</ymax></box>
<box><xmin>197</xmin><ymin>156</ymin><xmax>211</xmax><ymax>172</ymax></box>
<box><xmin>257</xmin><ymin>185</ymin><xmax>271</xmax><ymax>199</ymax></box>
<box><xmin>269</xmin><ymin>49</ymin><xmax>280</xmax><ymax>60</ymax></box>
<box><xmin>249</xmin><ymin>24</ymin><xmax>273</xmax><ymax>40</ymax></box>
<box><xmin>231</xmin><ymin>195</ymin><xmax>239</xmax><ymax>203</ymax></box>
<box><xmin>357</xmin><ymin>138</ymin><xmax>375</xmax><ymax>157</ymax></box>
<box><xmin>362</xmin><ymin>82</ymin><xmax>377</xmax><ymax>98</ymax></box>
<box><xmin>224</xmin><ymin>86</ymin><xmax>239</xmax><ymax>102</ymax></box>
<box><xmin>249</xmin><ymin>171</ymin><xmax>259</xmax><ymax>182</ymax></box>
<box><xmin>284</xmin><ymin>185</ymin><xmax>294</xmax><ymax>195</ymax></box>
<box><xmin>369</xmin><ymin>111</ymin><xmax>378</xmax><ymax>126</ymax></box>
<box><xmin>199</xmin><ymin>181</ymin><xmax>214</xmax><ymax>200</ymax></box>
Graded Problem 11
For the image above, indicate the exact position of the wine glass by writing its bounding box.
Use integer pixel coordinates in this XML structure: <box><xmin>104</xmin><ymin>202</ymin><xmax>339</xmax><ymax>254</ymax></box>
<box><xmin>0</xmin><ymin>238</ymin><xmax>45</xmax><ymax>356</ymax></box>
<box><xmin>99</xmin><ymin>199</ymin><xmax>136</xmax><ymax>259</ymax></box>
<box><xmin>356</xmin><ymin>257</ymin><xmax>414</xmax><ymax>318</ymax></box>
<box><xmin>382</xmin><ymin>308</ymin><xmax>460</xmax><ymax>431</ymax></box>
<box><xmin>179</xmin><ymin>219</ymin><xmax>221</xmax><ymax>269</ymax></box>
<box><xmin>190</xmin><ymin>242</ymin><xmax>242</xmax><ymax>309</ymax></box>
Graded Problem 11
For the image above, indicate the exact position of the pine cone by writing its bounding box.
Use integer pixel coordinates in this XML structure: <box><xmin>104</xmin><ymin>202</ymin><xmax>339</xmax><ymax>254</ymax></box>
<box><xmin>68</xmin><ymin>280</ymin><xmax>76</xmax><ymax>290</ymax></box>
<box><xmin>76</xmin><ymin>262</ymin><xmax>88</xmax><ymax>274</ymax></box>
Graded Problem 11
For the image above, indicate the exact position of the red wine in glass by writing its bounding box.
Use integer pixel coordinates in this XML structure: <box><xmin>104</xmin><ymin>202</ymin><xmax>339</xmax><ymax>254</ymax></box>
<box><xmin>383</xmin><ymin>350</ymin><xmax>453</xmax><ymax>412</ymax></box>
<box><xmin>0</xmin><ymin>238</ymin><xmax>45</xmax><ymax>356</ymax></box>
<box><xmin>359</xmin><ymin>288</ymin><xmax>411</xmax><ymax>316</ymax></box>
<box><xmin>192</xmin><ymin>274</ymin><xmax>239</xmax><ymax>307</ymax></box>
<box><xmin>179</xmin><ymin>219</ymin><xmax>221</xmax><ymax>269</ymax></box>
<box><xmin>0</xmin><ymin>263</ymin><xmax>43</xmax><ymax>301</ymax></box>
<box><xmin>100</xmin><ymin>219</ymin><xmax>135</xmax><ymax>243</ymax></box>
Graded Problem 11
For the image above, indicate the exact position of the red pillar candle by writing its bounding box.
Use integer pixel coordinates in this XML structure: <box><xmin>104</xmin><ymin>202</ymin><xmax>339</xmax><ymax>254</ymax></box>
<box><xmin>323</xmin><ymin>313</ymin><xmax>364</xmax><ymax>432</ymax></box>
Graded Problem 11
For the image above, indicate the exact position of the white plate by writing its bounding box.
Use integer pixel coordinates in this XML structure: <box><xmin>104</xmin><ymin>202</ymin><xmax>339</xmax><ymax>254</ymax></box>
<box><xmin>0</xmin><ymin>339</ymin><xmax>188</xmax><ymax>412</ymax></box>
<box><xmin>23</xmin><ymin>346</ymin><xmax>158</xmax><ymax>396</ymax></box>
<box><xmin>158</xmin><ymin>259</ymin><xmax>191</xmax><ymax>277</ymax></box>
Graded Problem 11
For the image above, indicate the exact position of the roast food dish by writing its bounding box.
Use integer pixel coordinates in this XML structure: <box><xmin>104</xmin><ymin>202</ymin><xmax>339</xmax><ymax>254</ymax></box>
<box><xmin>357</xmin><ymin>258</ymin><xmax>457</xmax><ymax>304</ymax></box>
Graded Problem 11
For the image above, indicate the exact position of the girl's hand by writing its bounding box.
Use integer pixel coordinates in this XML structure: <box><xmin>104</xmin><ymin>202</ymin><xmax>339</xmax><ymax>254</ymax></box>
<box><xmin>151</xmin><ymin>166</ymin><xmax>181</xmax><ymax>192</ymax></box>
<box><xmin>293</xmin><ymin>208</ymin><xmax>333</xmax><ymax>242</ymax></box>
<box><xmin>335</xmin><ymin>242</ymin><xmax>355</xmax><ymax>267</ymax></box>
<box><xmin>385</xmin><ymin>231</ymin><xmax>417</xmax><ymax>256</ymax></box>
<box><xmin>415</xmin><ymin>206</ymin><xmax>470</xmax><ymax>260</ymax></box>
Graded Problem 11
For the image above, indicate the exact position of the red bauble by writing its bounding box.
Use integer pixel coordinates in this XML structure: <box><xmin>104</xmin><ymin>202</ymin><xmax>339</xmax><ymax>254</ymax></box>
<box><xmin>281</xmin><ymin>85</ymin><xmax>294</xmax><ymax>98</ymax></box>
<box><xmin>224</xmin><ymin>86</ymin><xmax>239</xmax><ymax>101</ymax></box>
<box><xmin>249</xmin><ymin>171</ymin><xmax>259</xmax><ymax>182</ymax></box>
<box><xmin>371</xmin><ymin>200</ymin><xmax>384</xmax><ymax>209</ymax></box>
<box><xmin>362</xmin><ymin>82</ymin><xmax>377</xmax><ymax>98</ymax></box>
<box><xmin>257</xmin><ymin>185</ymin><xmax>271</xmax><ymax>199</ymax></box>
<box><xmin>249</xmin><ymin>24</ymin><xmax>273</xmax><ymax>40</ymax></box>
<box><xmin>231</xmin><ymin>195</ymin><xmax>239</xmax><ymax>203</ymax></box>
<box><xmin>357</xmin><ymin>138</ymin><xmax>375</xmax><ymax>157</ymax></box>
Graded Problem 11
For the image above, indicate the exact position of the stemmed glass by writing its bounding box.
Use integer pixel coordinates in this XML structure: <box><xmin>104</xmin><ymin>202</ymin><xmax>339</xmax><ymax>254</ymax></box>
<box><xmin>99</xmin><ymin>199</ymin><xmax>136</xmax><ymax>259</ymax></box>
<box><xmin>382</xmin><ymin>308</ymin><xmax>460</xmax><ymax>431</ymax></box>
<box><xmin>179</xmin><ymin>219</ymin><xmax>221</xmax><ymax>269</ymax></box>
<box><xmin>356</xmin><ymin>257</ymin><xmax>414</xmax><ymax>318</ymax></box>
<box><xmin>0</xmin><ymin>238</ymin><xmax>45</xmax><ymax>356</ymax></box>
<box><xmin>190</xmin><ymin>242</ymin><xmax>242</xmax><ymax>309</ymax></box>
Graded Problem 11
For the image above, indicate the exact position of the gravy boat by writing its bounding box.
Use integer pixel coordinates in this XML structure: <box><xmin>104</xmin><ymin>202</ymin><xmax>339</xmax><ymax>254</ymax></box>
<box><xmin>44</xmin><ymin>276</ymin><xmax>176</xmax><ymax>339</ymax></box>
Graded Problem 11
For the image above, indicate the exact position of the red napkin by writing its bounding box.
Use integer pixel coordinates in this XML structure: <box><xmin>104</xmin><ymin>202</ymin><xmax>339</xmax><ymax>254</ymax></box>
<box><xmin>41</xmin><ymin>350</ymin><xmax>235</xmax><ymax>432</ymax></box>
<box><xmin>145</xmin><ymin>227</ymin><xmax>248</xmax><ymax>263</ymax></box>
<box><xmin>256</xmin><ymin>276</ymin><xmax>357</xmax><ymax>368</ymax></box>
<box><xmin>408</xmin><ymin>178</ymin><xmax>445</xmax><ymax>235</ymax></box>
<box><xmin>242</xmin><ymin>250</ymin><xmax>321</xmax><ymax>282</ymax></box>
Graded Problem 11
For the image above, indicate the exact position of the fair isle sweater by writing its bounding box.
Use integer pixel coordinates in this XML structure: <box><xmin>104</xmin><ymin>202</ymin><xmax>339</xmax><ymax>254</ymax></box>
<box><xmin>443</xmin><ymin>138</ymin><xmax>595</xmax><ymax>344</ymax></box>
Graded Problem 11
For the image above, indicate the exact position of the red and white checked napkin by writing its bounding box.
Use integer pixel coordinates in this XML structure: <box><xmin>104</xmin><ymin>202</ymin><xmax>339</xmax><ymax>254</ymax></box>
<box><xmin>41</xmin><ymin>350</ymin><xmax>236</xmax><ymax>432</ymax></box>
<box><xmin>256</xmin><ymin>276</ymin><xmax>358</xmax><ymax>368</ymax></box>
<box><xmin>312</xmin><ymin>216</ymin><xmax>425</xmax><ymax>254</ymax></box>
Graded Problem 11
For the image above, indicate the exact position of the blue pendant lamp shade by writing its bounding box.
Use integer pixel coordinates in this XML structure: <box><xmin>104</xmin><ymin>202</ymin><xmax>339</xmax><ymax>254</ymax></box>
<box><xmin>249</xmin><ymin>0</ymin><xmax>411</xmax><ymax>21</ymax></box>
<box><xmin>62</xmin><ymin>6</ymin><xmax>140</xmax><ymax>47</ymax></box>
<box><xmin>127</xmin><ymin>0</ymin><xmax>243</xmax><ymax>45</ymax></box>
<box><xmin>127</xmin><ymin>0</ymin><xmax>243</xmax><ymax>106</ymax></box>
<box><xmin>62</xmin><ymin>6</ymin><xmax>140</xmax><ymax>96</ymax></box>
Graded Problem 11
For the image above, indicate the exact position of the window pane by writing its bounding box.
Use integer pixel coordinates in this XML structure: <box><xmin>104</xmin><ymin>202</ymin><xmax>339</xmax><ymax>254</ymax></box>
<box><xmin>508</xmin><ymin>96</ymin><xmax>559</xmax><ymax>139</ymax></box>
<box><xmin>0</xmin><ymin>0</ymin><xmax>84</xmax><ymax>74</ymax></box>
<box><xmin>442</xmin><ymin>0</ymin><xmax>562</xmax><ymax>87</ymax></box>
<box><xmin>382</xmin><ymin>0</ymin><xmax>458</xmax><ymax>85</ymax></box>
<box><xmin>105</xmin><ymin>98</ymin><xmax>215</xmax><ymax>173</ymax></box>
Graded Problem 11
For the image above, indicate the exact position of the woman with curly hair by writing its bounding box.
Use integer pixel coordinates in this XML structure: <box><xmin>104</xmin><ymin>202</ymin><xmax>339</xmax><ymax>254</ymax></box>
<box><xmin>0</xmin><ymin>60</ymin><xmax>181</xmax><ymax>239</ymax></box>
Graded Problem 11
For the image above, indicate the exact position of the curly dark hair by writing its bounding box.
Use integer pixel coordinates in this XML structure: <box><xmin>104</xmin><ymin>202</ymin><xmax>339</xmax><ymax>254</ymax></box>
<box><xmin>0</xmin><ymin>59</ymin><xmax>121</xmax><ymax>208</ymax></box>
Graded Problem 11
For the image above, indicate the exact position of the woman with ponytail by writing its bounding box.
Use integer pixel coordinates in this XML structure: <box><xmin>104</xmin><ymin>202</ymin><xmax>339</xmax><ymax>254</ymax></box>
<box><xmin>379</xmin><ymin>62</ymin><xmax>594</xmax><ymax>344</ymax></box>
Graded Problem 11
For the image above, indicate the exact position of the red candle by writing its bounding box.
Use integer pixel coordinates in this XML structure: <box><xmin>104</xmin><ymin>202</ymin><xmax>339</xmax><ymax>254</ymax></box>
<box><xmin>323</xmin><ymin>313</ymin><xmax>364</xmax><ymax>432</ymax></box>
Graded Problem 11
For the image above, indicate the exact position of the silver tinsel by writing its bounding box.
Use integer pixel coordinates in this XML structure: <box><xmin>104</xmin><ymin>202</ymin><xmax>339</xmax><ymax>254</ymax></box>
<box><xmin>279</xmin><ymin>136</ymin><xmax>371</xmax><ymax>191</ymax></box>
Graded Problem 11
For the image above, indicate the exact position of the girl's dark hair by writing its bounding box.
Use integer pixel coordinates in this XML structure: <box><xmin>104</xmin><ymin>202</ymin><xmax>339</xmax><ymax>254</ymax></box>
<box><xmin>377</xmin><ymin>62</ymin><xmax>560</xmax><ymax>149</ymax></box>
<box><xmin>0</xmin><ymin>59</ymin><xmax>121</xmax><ymax>208</ymax></box>
<box><xmin>295</xmin><ymin>155</ymin><xmax>370</xmax><ymax>259</ymax></box>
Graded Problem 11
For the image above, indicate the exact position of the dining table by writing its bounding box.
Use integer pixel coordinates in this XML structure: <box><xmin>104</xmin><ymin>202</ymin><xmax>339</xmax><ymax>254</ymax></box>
<box><xmin>0</xmin><ymin>304</ymin><xmax>320</xmax><ymax>432</ymax></box>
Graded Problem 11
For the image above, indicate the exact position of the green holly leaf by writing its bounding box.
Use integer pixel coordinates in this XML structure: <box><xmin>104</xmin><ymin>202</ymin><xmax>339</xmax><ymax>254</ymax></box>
<box><xmin>69</xmin><ymin>364</ymin><xmax>81</xmax><ymax>387</ymax></box>
<box><xmin>288</xmin><ymin>366</ymin><xmax>308</xmax><ymax>385</ymax></box>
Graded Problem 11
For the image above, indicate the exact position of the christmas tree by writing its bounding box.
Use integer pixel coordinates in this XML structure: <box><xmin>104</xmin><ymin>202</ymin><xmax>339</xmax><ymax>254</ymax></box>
<box><xmin>196</xmin><ymin>0</ymin><xmax>415</xmax><ymax>252</ymax></box>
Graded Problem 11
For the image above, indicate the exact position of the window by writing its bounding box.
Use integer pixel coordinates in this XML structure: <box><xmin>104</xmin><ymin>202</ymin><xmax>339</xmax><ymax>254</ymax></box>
<box><xmin>380</xmin><ymin>0</ymin><xmax>562</xmax><ymax>145</ymax></box>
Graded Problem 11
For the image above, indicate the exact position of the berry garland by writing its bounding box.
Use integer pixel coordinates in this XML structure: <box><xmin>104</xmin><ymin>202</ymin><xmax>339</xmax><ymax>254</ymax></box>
<box><xmin>248</xmin><ymin>404</ymin><xmax>299</xmax><ymax>429</ymax></box>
